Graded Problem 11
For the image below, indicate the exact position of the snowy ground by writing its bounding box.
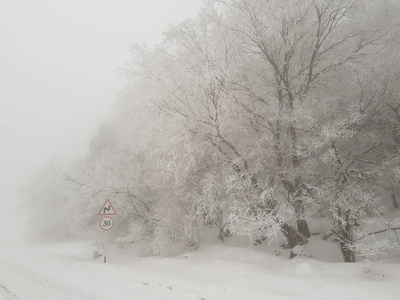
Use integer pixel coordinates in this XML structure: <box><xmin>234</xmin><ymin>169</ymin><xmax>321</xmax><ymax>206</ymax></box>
<box><xmin>1</xmin><ymin>239</ymin><xmax>400</xmax><ymax>300</ymax></box>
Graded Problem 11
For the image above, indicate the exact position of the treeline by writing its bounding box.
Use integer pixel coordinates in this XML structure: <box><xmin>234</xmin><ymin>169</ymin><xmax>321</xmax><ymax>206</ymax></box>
<box><xmin>23</xmin><ymin>0</ymin><xmax>400</xmax><ymax>262</ymax></box>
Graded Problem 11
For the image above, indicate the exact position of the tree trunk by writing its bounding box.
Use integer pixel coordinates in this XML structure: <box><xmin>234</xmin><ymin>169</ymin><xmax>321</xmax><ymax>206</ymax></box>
<box><xmin>295</xmin><ymin>196</ymin><xmax>311</xmax><ymax>238</ymax></box>
<box><xmin>297</xmin><ymin>219</ymin><xmax>311</xmax><ymax>238</ymax></box>
<box><xmin>218</xmin><ymin>226</ymin><xmax>224</xmax><ymax>243</ymax></box>
<box><xmin>339</xmin><ymin>241</ymin><xmax>356</xmax><ymax>262</ymax></box>
<box><xmin>391</xmin><ymin>188</ymin><xmax>399</xmax><ymax>208</ymax></box>
<box><xmin>336</xmin><ymin>214</ymin><xmax>356</xmax><ymax>263</ymax></box>
<box><xmin>281</xmin><ymin>223</ymin><xmax>307</xmax><ymax>249</ymax></box>
<box><xmin>217</xmin><ymin>226</ymin><xmax>231</xmax><ymax>243</ymax></box>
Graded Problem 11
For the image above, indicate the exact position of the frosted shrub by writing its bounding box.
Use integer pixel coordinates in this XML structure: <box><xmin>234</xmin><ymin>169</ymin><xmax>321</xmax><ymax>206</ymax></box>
<box><xmin>196</xmin><ymin>172</ymin><xmax>232</xmax><ymax>242</ymax></box>
<box><xmin>355</xmin><ymin>236</ymin><xmax>399</xmax><ymax>260</ymax></box>
<box><xmin>362</xmin><ymin>259</ymin><xmax>386</xmax><ymax>279</ymax></box>
<box><xmin>227</xmin><ymin>175</ymin><xmax>290</xmax><ymax>244</ymax></box>
<box><xmin>149</xmin><ymin>198</ymin><xmax>202</xmax><ymax>256</ymax></box>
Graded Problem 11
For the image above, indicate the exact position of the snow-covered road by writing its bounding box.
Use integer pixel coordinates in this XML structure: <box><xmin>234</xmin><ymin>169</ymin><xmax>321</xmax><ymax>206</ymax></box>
<box><xmin>1</xmin><ymin>241</ymin><xmax>400</xmax><ymax>300</ymax></box>
<box><xmin>0</xmin><ymin>243</ymin><xmax>194</xmax><ymax>300</ymax></box>
<box><xmin>0</xmin><ymin>247</ymin><xmax>102</xmax><ymax>300</ymax></box>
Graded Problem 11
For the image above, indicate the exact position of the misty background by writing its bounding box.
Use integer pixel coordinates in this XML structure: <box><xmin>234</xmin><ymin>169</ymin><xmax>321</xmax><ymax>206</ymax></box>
<box><xmin>0</xmin><ymin>0</ymin><xmax>201</xmax><ymax>244</ymax></box>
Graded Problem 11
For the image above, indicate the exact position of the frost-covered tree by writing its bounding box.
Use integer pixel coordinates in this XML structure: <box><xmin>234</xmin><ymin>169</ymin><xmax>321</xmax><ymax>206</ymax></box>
<box><xmin>209</xmin><ymin>0</ymin><xmax>400</xmax><ymax>250</ymax></box>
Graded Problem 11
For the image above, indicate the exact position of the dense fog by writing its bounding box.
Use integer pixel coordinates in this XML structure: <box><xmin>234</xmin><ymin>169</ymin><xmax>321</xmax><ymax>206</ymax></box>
<box><xmin>0</xmin><ymin>0</ymin><xmax>202</xmax><ymax>245</ymax></box>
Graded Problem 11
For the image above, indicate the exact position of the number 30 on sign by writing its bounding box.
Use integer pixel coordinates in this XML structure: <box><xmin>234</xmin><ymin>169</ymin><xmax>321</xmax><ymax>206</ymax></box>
<box><xmin>100</xmin><ymin>216</ymin><xmax>114</xmax><ymax>231</ymax></box>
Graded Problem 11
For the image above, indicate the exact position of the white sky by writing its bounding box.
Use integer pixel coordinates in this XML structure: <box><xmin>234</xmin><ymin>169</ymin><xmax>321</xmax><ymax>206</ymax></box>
<box><xmin>0</xmin><ymin>0</ymin><xmax>202</xmax><ymax>244</ymax></box>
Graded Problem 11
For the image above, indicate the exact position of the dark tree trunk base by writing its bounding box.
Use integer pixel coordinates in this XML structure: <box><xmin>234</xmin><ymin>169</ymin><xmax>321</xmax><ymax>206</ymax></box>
<box><xmin>297</xmin><ymin>219</ymin><xmax>311</xmax><ymax>238</ymax></box>
<box><xmin>281</xmin><ymin>223</ymin><xmax>307</xmax><ymax>249</ymax></box>
<box><xmin>339</xmin><ymin>243</ymin><xmax>356</xmax><ymax>262</ymax></box>
<box><xmin>391</xmin><ymin>189</ymin><xmax>399</xmax><ymax>208</ymax></box>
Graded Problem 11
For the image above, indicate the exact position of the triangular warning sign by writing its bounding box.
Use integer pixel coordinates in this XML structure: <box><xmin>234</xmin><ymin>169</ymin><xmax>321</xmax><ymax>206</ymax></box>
<box><xmin>98</xmin><ymin>199</ymin><xmax>116</xmax><ymax>215</ymax></box>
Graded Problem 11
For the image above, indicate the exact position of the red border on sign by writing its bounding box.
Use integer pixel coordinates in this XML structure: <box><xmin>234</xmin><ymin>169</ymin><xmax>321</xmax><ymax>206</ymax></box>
<box><xmin>100</xmin><ymin>216</ymin><xmax>114</xmax><ymax>231</ymax></box>
<box><xmin>98</xmin><ymin>199</ymin><xmax>117</xmax><ymax>215</ymax></box>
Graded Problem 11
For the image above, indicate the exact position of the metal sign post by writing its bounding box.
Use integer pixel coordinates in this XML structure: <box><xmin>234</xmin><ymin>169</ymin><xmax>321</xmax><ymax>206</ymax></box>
<box><xmin>104</xmin><ymin>231</ymin><xmax>107</xmax><ymax>263</ymax></box>
<box><xmin>98</xmin><ymin>200</ymin><xmax>116</xmax><ymax>263</ymax></box>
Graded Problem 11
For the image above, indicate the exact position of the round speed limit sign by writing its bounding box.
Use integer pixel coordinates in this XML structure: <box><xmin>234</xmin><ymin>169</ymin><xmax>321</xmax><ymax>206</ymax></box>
<box><xmin>100</xmin><ymin>216</ymin><xmax>114</xmax><ymax>231</ymax></box>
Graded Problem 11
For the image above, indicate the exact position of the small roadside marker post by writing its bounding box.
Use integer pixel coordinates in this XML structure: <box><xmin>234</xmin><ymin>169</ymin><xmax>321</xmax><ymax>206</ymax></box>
<box><xmin>98</xmin><ymin>200</ymin><xmax>116</xmax><ymax>263</ymax></box>
<box><xmin>104</xmin><ymin>230</ymin><xmax>107</xmax><ymax>263</ymax></box>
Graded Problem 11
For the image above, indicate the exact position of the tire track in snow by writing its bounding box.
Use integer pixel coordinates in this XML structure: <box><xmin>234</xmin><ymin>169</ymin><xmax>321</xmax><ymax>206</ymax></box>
<box><xmin>0</xmin><ymin>283</ymin><xmax>20</xmax><ymax>299</ymax></box>
<box><xmin>0</xmin><ymin>249</ymin><xmax>100</xmax><ymax>300</ymax></box>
